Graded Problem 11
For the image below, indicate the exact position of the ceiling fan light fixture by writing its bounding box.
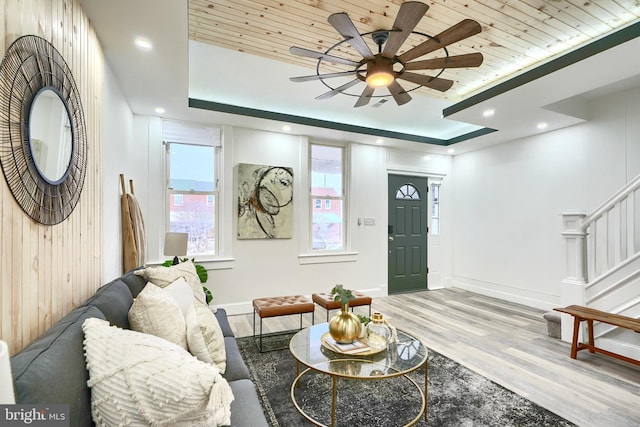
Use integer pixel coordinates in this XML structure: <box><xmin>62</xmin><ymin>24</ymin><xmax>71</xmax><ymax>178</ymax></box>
<box><xmin>366</xmin><ymin>70</ymin><xmax>394</xmax><ymax>87</ymax></box>
<box><xmin>366</xmin><ymin>61</ymin><xmax>394</xmax><ymax>87</ymax></box>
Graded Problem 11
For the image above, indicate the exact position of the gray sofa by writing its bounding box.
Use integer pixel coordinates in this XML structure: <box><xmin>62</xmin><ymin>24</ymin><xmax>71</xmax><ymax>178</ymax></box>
<box><xmin>10</xmin><ymin>270</ymin><xmax>268</xmax><ymax>427</ymax></box>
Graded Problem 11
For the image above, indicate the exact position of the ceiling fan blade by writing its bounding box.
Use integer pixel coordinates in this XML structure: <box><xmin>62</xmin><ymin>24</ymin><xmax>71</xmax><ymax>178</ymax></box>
<box><xmin>290</xmin><ymin>71</ymin><xmax>356</xmax><ymax>82</ymax></box>
<box><xmin>328</xmin><ymin>12</ymin><xmax>374</xmax><ymax>59</ymax></box>
<box><xmin>398</xmin><ymin>19</ymin><xmax>482</xmax><ymax>63</ymax></box>
<box><xmin>405</xmin><ymin>52</ymin><xmax>484</xmax><ymax>70</ymax></box>
<box><xmin>354</xmin><ymin>85</ymin><xmax>375</xmax><ymax>108</ymax></box>
<box><xmin>382</xmin><ymin>1</ymin><xmax>429</xmax><ymax>58</ymax></box>
<box><xmin>387</xmin><ymin>80</ymin><xmax>412</xmax><ymax>106</ymax></box>
<box><xmin>398</xmin><ymin>72</ymin><xmax>454</xmax><ymax>92</ymax></box>
<box><xmin>289</xmin><ymin>46</ymin><xmax>360</xmax><ymax>67</ymax></box>
<box><xmin>315</xmin><ymin>79</ymin><xmax>362</xmax><ymax>100</ymax></box>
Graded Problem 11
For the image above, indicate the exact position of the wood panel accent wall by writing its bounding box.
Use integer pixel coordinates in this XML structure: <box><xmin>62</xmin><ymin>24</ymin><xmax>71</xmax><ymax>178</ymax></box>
<box><xmin>0</xmin><ymin>0</ymin><xmax>104</xmax><ymax>355</ymax></box>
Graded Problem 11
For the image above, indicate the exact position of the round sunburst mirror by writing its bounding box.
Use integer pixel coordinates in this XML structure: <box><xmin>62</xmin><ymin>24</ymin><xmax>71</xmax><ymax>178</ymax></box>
<box><xmin>0</xmin><ymin>35</ymin><xmax>87</xmax><ymax>225</ymax></box>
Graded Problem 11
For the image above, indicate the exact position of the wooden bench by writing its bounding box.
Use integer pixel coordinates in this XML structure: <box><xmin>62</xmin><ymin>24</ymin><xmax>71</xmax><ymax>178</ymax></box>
<box><xmin>554</xmin><ymin>305</ymin><xmax>640</xmax><ymax>366</ymax></box>
<box><xmin>253</xmin><ymin>295</ymin><xmax>315</xmax><ymax>352</ymax></box>
<box><xmin>312</xmin><ymin>291</ymin><xmax>372</xmax><ymax>322</ymax></box>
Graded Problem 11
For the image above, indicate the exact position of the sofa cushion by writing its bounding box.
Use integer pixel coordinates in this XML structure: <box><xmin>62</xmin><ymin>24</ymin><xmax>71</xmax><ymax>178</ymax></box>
<box><xmin>87</xmin><ymin>279</ymin><xmax>134</xmax><ymax>329</ymax></box>
<box><xmin>134</xmin><ymin>261</ymin><xmax>206</xmax><ymax>305</ymax></box>
<box><xmin>229</xmin><ymin>379</ymin><xmax>269</xmax><ymax>427</ymax></box>
<box><xmin>186</xmin><ymin>304</ymin><xmax>226</xmax><ymax>373</ymax></box>
<box><xmin>163</xmin><ymin>277</ymin><xmax>195</xmax><ymax>317</ymax></box>
<box><xmin>82</xmin><ymin>318</ymin><xmax>234</xmax><ymax>427</ymax></box>
<box><xmin>222</xmin><ymin>337</ymin><xmax>250</xmax><ymax>382</ymax></box>
<box><xmin>128</xmin><ymin>282</ymin><xmax>188</xmax><ymax>349</ymax></box>
<box><xmin>11</xmin><ymin>305</ymin><xmax>106</xmax><ymax>427</ymax></box>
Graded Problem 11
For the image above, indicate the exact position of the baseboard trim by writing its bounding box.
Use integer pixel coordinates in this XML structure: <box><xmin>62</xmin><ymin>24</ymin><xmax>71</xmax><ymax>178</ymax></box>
<box><xmin>452</xmin><ymin>276</ymin><xmax>559</xmax><ymax>311</ymax></box>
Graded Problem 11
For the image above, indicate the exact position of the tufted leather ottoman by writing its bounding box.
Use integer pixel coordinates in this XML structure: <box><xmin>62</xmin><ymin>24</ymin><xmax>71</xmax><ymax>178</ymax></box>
<box><xmin>312</xmin><ymin>292</ymin><xmax>372</xmax><ymax>322</ymax></box>
<box><xmin>252</xmin><ymin>295</ymin><xmax>315</xmax><ymax>352</ymax></box>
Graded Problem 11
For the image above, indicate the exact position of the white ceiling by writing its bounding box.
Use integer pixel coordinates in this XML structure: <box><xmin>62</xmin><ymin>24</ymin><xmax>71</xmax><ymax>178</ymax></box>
<box><xmin>79</xmin><ymin>0</ymin><xmax>640</xmax><ymax>155</ymax></box>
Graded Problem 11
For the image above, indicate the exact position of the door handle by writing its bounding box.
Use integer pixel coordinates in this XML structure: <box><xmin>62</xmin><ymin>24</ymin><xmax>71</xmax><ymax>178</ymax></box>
<box><xmin>388</xmin><ymin>236</ymin><xmax>394</xmax><ymax>242</ymax></box>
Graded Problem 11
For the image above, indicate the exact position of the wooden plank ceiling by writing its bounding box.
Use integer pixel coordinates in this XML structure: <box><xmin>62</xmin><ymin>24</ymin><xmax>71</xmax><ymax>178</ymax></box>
<box><xmin>188</xmin><ymin>0</ymin><xmax>640</xmax><ymax>101</ymax></box>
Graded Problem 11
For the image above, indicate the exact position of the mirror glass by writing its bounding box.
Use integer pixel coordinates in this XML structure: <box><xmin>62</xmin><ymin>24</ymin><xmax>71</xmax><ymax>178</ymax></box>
<box><xmin>28</xmin><ymin>88</ymin><xmax>73</xmax><ymax>184</ymax></box>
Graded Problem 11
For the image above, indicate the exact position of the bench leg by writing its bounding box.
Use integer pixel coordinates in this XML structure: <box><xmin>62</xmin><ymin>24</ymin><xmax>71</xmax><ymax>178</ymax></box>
<box><xmin>259</xmin><ymin>317</ymin><xmax>264</xmax><ymax>352</ymax></box>
<box><xmin>570</xmin><ymin>316</ymin><xmax>581</xmax><ymax>359</ymax></box>
<box><xmin>587</xmin><ymin>319</ymin><xmax>595</xmax><ymax>353</ymax></box>
<box><xmin>252</xmin><ymin>309</ymin><xmax>266</xmax><ymax>353</ymax></box>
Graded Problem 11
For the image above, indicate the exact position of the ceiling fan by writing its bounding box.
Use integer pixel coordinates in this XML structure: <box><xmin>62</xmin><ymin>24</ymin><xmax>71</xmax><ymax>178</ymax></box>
<box><xmin>289</xmin><ymin>1</ymin><xmax>483</xmax><ymax>108</ymax></box>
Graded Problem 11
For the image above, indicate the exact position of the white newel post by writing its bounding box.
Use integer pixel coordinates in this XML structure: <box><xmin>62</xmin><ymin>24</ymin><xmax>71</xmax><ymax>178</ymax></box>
<box><xmin>560</xmin><ymin>212</ymin><xmax>587</xmax><ymax>342</ymax></box>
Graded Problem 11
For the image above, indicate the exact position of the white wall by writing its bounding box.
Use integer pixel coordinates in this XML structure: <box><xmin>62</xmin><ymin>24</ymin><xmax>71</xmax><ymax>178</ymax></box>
<box><xmin>450</xmin><ymin>86</ymin><xmax>640</xmax><ymax>311</ymax></box>
<box><xmin>102</xmin><ymin>64</ymin><xmax>135</xmax><ymax>281</ymax></box>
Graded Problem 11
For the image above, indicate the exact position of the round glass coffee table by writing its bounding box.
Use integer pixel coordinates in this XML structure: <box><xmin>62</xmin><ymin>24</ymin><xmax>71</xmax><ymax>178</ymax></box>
<box><xmin>289</xmin><ymin>322</ymin><xmax>428</xmax><ymax>427</ymax></box>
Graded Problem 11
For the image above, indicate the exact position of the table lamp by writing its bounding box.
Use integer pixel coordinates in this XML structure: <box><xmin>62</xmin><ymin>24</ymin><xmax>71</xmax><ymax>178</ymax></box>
<box><xmin>0</xmin><ymin>340</ymin><xmax>15</xmax><ymax>404</ymax></box>
<box><xmin>164</xmin><ymin>232</ymin><xmax>188</xmax><ymax>265</ymax></box>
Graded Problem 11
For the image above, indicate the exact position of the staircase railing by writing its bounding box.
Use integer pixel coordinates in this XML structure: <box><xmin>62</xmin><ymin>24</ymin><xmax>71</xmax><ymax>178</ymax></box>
<box><xmin>561</xmin><ymin>174</ymin><xmax>640</xmax><ymax>341</ymax></box>
<box><xmin>581</xmin><ymin>174</ymin><xmax>640</xmax><ymax>281</ymax></box>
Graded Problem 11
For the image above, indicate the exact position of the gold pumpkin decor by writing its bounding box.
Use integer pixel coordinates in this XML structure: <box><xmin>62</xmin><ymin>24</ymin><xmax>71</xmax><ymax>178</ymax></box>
<box><xmin>328</xmin><ymin>284</ymin><xmax>362</xmax><ymax>344</ymax></box>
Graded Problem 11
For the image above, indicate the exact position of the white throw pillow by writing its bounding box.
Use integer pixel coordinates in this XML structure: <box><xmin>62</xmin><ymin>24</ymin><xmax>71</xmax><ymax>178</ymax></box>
<box><xmin>82</xmin><ymin>318</ymin><xmax>234</xmax><ymax>427</ymax></box>
<box><xmin>163</xmin><ymin>277</ymin><xmax>194</xmax><ymax>318</ymax></box>
<box><xmin>128</xmin><ymin>282</ymin><xmax>187</xmax><ymax>349</ymax></box>
<box><xmin>186</xmin><ymin>304</ymin><xmax>227</xmax><ymax>373</ymax></box>
<box><xmin>135</xmin><ymin>261</ymin><xmax>207</xmax><ymax>305</ymax></box>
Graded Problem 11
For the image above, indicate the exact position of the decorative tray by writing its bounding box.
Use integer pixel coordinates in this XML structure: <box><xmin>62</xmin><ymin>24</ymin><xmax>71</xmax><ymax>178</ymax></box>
<box><xmin>320</xmin><ymin>332</ymin><xmax>385</xmax><ymax>356</ymax></box>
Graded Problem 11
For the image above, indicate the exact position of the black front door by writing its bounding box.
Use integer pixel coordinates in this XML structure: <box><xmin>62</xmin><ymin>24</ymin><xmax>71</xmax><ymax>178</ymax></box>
<box><xmin>388</xmin><ymin>174</ymin><xmax>428</xmax><ymax>294</ymax></box>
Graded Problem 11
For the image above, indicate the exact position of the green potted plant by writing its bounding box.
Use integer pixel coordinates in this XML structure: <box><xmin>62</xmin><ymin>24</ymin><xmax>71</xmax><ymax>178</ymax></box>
<box><xmin>357</xmin><ymin>314</ymin><xmax>371</xmax><ymax>326</ymax></box>
<box><xmin>162</xmin><ymin>258</ymin><xmax>212</xmax><ymax>305</ymax></box>
<box><xmin>331</xmin><ymin>284</ymin><xmax>355</xmax><ymax>306</ymax></box>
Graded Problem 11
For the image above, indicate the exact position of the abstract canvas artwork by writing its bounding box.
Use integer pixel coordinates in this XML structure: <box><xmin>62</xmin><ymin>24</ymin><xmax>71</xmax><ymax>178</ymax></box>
<box><xmin>237</xmin><ymin>163</ymin><xmax>294</xmax><ymax>239</ymax></box>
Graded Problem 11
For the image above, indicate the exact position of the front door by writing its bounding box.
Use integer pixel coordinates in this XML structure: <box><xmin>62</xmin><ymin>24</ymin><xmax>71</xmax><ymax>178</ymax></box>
<box><xmin>388</xmin><ymin>174</ymin><xmax>428</xmax><ymax>294</ymax></box>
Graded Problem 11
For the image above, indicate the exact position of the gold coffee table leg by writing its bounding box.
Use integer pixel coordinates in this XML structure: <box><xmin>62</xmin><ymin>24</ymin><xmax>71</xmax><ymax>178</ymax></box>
<box><xmin>331</xmin><ymin>376</ymin><xmax>337</xmax><ymax>427</ymax></box>
<box><xmin>424</xmin><ymin>361</ymin><xmax>428</xmax><ymax>421</ymax></box>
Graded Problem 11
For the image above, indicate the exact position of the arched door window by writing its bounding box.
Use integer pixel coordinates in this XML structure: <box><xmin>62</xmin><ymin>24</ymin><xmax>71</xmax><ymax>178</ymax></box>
<box><xmin>395</xmin><ymin>183</ymin><xmax>421</xmax><ymax>200</ymax></box>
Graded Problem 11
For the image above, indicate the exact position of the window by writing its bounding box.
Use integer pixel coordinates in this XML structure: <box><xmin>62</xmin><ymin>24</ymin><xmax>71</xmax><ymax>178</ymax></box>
<box><xmin>431</xmin><ymin>182</ymin><xmax>440</xmax><ymax>235</ymax></box>
<box><xmin>396</xmin><ymin>184</ymin><xmax>420</xmax><ymax>200</ymax></box>
<box><xmin>164</xmin><ymin>120</ymin><xmax>220</xmax><ymax>257</ymax></box>
<box><xmin>310</xmin><ymin>144</ymin><xmax>345</xmax><ymax>251</ymax></box>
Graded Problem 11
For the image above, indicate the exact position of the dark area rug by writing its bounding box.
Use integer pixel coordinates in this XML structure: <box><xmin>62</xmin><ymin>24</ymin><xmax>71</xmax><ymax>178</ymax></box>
<box><xmin>237</xmin><ymin>333</ymin><xmax>575</xmax><ymax>427</ymax></box>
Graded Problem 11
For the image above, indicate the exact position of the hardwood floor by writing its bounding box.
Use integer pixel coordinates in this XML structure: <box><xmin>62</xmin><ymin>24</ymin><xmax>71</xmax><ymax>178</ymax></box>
<box><xmin>227</xmin><ymin>288</ymin><xmax>640</xmax><ymax>427</ymax></box>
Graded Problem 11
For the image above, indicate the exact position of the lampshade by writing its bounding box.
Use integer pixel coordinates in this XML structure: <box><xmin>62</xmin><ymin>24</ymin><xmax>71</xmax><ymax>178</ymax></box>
<box><xmin>163</xmin><ymin>232</ymin><xmax>188</xmax><ymax>257</ymax></box>
<box><xmin>365</xmin><ymin>60</ymin><xmax>394</xmax><ymax>87</ymax></box>
<box><xmin>0</xmin><ymin>340</ymin><xmax>15</xmax><ymax>404</ymax></box>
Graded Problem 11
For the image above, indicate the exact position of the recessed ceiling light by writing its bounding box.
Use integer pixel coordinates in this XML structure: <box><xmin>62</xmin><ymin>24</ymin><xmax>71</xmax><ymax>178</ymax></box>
<box><xmin>483</xmin><ymin>109</ymin><xmax>495</xmax><ymax>117</ymax></box>
<box><xmin>423</xmin><ymin>155</ymin><xmax>432</xmax><ymax>161</ymax></box>
<box><xmin>537</xmin><ymin>122</ymin><xmax>548</xmax><ymax>130</ymax></box>
<box><xmin>447</xmin><ymin>148</ymin><xmax>455</xmax><ymax>154</ymax></box>
<box><xmin>375</xmin><ymin>138</ymin><xmax>384</xmax><ymax>145</ymax></box>
<box><xmin>134</xmin><ymin>37</ymin><xmax>152</xmax><ymax>51</ymax></box>
<box><xmin>154</xmin><ymin>106</ymin><xmax>165</xmax><ymax>114</ymax></box>
<box><xmin>282</xmin><ymin>125</ymin><xmax>291</xmax><ymax>131</ymax></box>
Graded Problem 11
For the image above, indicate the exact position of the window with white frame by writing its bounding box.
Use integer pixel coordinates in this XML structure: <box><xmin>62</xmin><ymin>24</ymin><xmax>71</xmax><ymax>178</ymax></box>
<box><xmin>163</xmin><ymin>120</ymin><xmax>221</xmax><ymax>257</ymax></box>
<box><xmin>310</xmin><ymin>143</ymin><xmax>345</xmax><ymax>251</ymax></box>
<box><xmin>431</xmin><ymin>182</ymin><xmax>441</xmax><ymax>235</ymax></box>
